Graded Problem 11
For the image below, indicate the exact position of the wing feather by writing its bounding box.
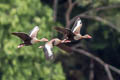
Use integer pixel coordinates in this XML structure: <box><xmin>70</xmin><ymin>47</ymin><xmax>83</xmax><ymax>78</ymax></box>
<box><xmin>71</xmin><ymin>18</ymin><xmax>82</xmax><ymax>34</ymax></box>
<box><xmin>54</xmin><ymin>27</ymin><xmax>75</xmax><ymax>39</ymax></box>
<box><xmin>57</xmin><ymin>43</ymin><xmax>73</xmax><ymax>53</ymax></box>
<box><xmin>43</xmin><ymin>44</ymin><xmax>54</xmax><ymax>60</ymax></box>
<box><xmin>29</xmin><ymin>26</ymin><xmax>39</xmax><ymax>38</ymax></box>
<box><xmin>12</xmin><ymin>32</ymin><xmax>31</xmax><ymax>42</ymax></box>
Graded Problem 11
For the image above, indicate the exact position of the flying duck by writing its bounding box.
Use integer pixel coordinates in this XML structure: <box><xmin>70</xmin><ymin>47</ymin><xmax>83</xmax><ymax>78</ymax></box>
<box><xmin>39</xmin><ymin>38</ymin><xmax>72</xmax><ymax>60</ymax></box>
<box><xmin>12</xmin><ymin>26</ymin><xmax>48</xmax><ymax>48</ymax></box>
<box><xmin>54</xmin><ymin>17</ymin><xmax>92</xmax><ymax>42</ymax></box>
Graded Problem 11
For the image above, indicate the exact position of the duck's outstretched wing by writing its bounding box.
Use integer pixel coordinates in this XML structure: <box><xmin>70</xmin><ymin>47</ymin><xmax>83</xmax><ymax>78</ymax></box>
<box><xmin>43</xmin><ymin>44</ymin><xmax>54</xmax><ymax>60</ymax></box>
<box><xmin>54</xmin><ymin>27</ymin><xmax>71</xmax><ymax>34</ymax></box>
<box><xmin>29</xmin><ymin>26</ymin><xmax>39</xmax><ymax>38</ymax></box>
<box><xmin>57</xmin><ymin>43</ymin><xmax>73</xmax><ymax>53</ymax></box>
<box><xmin>71</xmin><ymin>17</ymin><xmax>82</xmax><ymax>34</ymax></box>
<box><xmin>54</xmin><ymin>27</ymin><xmax>75</xmax><ymax>39</ymax></box>
<box><xmin>12</xmin><ymin>32</ymin><xmax>31</xmax><ymax>42</ymax></box>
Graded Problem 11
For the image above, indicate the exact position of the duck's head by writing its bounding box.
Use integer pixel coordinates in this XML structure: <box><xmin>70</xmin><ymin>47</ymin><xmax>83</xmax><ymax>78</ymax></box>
<box><xmin>74</xmin><ymin>34</ymin><xmax>92</xmax><ymax>40</ymax></box>
<box><xmin>83</xmin><ymin>34</ymin><xmax>92</xmax><ymax>39</ymax></box>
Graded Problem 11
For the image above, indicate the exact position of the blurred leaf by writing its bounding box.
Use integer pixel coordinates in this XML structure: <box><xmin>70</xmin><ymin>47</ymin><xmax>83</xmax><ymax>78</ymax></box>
<box><xmin>0</xmin><ymin>0</ymin><xmax>65</xmax><ymax>80</ymax></box>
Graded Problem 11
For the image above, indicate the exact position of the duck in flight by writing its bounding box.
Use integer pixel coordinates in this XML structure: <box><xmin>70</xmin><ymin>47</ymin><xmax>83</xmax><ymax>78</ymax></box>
<box><xmin>54</xmin><ymin>17</ymin><xmax>92</xmax><ymax>42</ymax></box>
<box><xmin>39</xmin><ymin>38</ymin><xmax>72</xmax><ymax>60</ymax></box>
<box><xmin>12</xmin><ymin>26</ymin><xmax>48</xmax><ymax>48</ymax></box>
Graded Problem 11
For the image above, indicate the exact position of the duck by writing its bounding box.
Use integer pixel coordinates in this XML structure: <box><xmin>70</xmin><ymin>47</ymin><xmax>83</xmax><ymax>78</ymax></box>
<box><xmin>12</xmin><ymin>26</ymin><xmax>48</xmax><ymax>48</ymax></box>
<box><xmin>39</xmin><ymin>38</ymin><xmax>72</xmax><ymax>60</ymax></box>
<box><xmin>54</xmin><ymin>17</ymin><xmax>92</xmax><ymax>42</ymax></box>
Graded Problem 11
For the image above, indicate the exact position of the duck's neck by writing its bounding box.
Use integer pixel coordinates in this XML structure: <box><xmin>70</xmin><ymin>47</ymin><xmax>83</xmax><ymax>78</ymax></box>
<box><xmin>82</xmin><ymin>34</ymin><xmax>90</xmax><ymax>38</ymax></box>
<box><xmin>52</xmin><ymin>39</ymin><xmax>61</xmax><ymax>46</ymax></box>
<box><xmin>31</xmin><ymin>38</ymin><xmax>39</xmax><ymax>44</ymax></box>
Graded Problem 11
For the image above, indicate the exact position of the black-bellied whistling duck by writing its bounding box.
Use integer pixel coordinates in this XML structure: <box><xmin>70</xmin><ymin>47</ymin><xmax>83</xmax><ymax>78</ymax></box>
<box><xmin>39</xmin><ymin>38</ymin><xmax>72</xmax><ymax>60</ymax></box>
<box><xmin>54</xmin><ymin>17</ymin><xmax>92</xmax><ymax>42</ymax></box>
<box><xmin>12</xmin><ymin>26</ymin><xmax>48</xmax><ymax>48</ymax></box>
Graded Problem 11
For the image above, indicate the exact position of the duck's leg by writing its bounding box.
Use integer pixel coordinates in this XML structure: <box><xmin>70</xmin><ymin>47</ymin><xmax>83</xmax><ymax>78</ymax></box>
<box><xmin>17</xmin><ymin>44</ymin><xmax>24</xmax><ymax>48</ymax></box>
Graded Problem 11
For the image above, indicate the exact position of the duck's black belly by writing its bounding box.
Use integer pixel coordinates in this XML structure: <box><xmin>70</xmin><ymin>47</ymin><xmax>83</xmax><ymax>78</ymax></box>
<box><xmin>67</xmin><ymin>35</ymin><xmax>75</xmax><ymax>40</ymax></box>
<box><xmin>24</xmin><ymin>40</ymin><xmax>32</xmax><ymax>46</ymax></box>
<box><xmin>63</xmin><ymin>29</ymin><xmax>75</xmax><ymax>41</ymax></box>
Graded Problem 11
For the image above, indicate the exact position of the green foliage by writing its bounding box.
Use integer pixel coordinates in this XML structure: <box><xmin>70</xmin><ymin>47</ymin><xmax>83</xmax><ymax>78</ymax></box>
<box><xmin>109</xmin><ymin>0</ymin><xmax>120</xmax><ymax>3</ymax></box>
<box><xmin>76</xmin><ymin>0</ymin><xmax>92</xmax><ymax>6</ymax></box>
<box><xmin>0</xmin><ymin>0</ymin><xmax>65</xmax><ymax>80</ymax></box>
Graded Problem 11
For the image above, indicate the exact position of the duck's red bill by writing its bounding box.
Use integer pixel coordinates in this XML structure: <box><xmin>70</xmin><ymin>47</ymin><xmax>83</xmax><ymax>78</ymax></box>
<box><xmin>64</xmin><ymin>40</ymin><xmax>71</xmax><ymax>43</ymax></box>
<box><xmin>88</xmin><ymin>35</ymin><xmax>92</xmax><ymax>38</ymax></box>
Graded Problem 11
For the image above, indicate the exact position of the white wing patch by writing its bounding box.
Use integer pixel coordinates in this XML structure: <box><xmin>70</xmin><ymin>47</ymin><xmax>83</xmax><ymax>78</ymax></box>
<box><xmin>45</xmin><ymin>44</ymin><xmax>53</xmax><ymax>57</ymax></box>
<box><xmin>72</xmin><ymin>20</ymin><xmax>82</xmax><ymax>33</ymax></box>
<box><xmin>29</xmin><ymin>26</ymin><xmax>39</xmax><ymax>38</ymax></box>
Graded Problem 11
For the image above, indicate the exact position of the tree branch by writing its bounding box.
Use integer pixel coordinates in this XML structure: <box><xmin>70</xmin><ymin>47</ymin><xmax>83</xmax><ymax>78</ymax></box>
<box><xmin>108</xmin><ymin>64</ymin><xmax>120</xmax><ymax>74</ymax></box>
<box><xmin>53</xmin><ymin>0</ymin><xmax>58</xmax><ymax>22</ymax></box>
<box><xmin>81</xmin><ymin>14</ymin><xmax>118</xmax><ymax>30</ymax></box>
<box><xmin>65</xmin><ymin>0</ymin><xmax>77</xmax><ymax>28</ymax></box>
<box><xmin>72</xmin><ymin>47</ymin><xmax>117</xmax><ymax>80</ymax></box>
<box><xmin>89</xmin><ymin>59</ymin><xmax>94</xmax><ymax>80</ymax></box>
<box><xmin>69</xmin><ymin>14</ymin><xmax>118</xmax><ymax>31</ymax></box>
<box><xmin>68</xmin><ymin>4</ymin><xmax>120</xmax><ymax>31</ymax></box>
<box><xmin>95</xmin><ymin>4</ymin><xmax>120</xmax><ymax>11</ymax></box>
<box><xmin>81</xmin><ymin>4</ymin><xmax>120</xmax><ymax>16</ymax></box>
<box><xmin>104</xmin><ymin>64</ymin><xmax>114</xmax><ymax>80</ymax></box>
